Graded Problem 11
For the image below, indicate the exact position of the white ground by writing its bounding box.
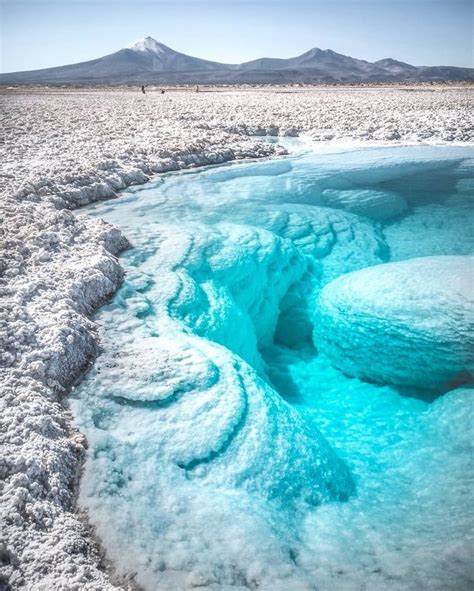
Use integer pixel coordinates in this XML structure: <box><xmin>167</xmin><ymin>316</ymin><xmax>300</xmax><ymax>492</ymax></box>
<box><xmin>1</xmin><ymin>87</ymin><xmax>473</xmax><ymax>590</ymax></box>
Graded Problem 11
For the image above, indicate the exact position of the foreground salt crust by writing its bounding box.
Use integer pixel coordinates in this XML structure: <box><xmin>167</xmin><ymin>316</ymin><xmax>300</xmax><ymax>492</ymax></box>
<box><xmin>1</xmin><ymin>87</ymin><xmax>473</xmax><ymax>590</ymax></box>
<box><xmin>315</xmin><ymin>256</ymin><xmax>474</xmax><ymax>388</ymax></box>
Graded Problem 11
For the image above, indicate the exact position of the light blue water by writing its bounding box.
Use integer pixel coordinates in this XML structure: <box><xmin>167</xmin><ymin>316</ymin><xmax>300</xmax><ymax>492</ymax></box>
<box><xmin>73</xmin><ymin>143</ymin><xmax>474</xmax><ymax>590</ymax></box>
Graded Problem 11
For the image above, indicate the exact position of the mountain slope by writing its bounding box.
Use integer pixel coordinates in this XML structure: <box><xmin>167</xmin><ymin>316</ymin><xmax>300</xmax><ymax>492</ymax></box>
<box><xmin>1</xmin><ymin>36</ymin><xmax>472</xmax><ymax>84</ymax></box>
<box><xmin>125</xmin><ymin>37</ymin><xmax>233</xmax><ymax>72</ymax></box>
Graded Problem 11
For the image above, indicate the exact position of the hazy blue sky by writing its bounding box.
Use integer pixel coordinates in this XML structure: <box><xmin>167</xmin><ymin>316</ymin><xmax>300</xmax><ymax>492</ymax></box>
<box><xmin>1</xmin><ymin>0</ymin><xmax>472</xmax><ymax>73</ymax></box>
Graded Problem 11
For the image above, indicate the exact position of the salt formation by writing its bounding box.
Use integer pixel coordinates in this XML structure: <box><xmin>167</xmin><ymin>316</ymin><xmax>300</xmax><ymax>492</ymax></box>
<box><xmin>164</xmin><ymin>224</ymin><xmax>308</xmax><ymax>369</ymax></box>
<box><xmin>320</xmin><ymin>188</ymin><xmax>407</xmax><ymax>220</ymax></box>
<box><xmin>427</xmin><ymin>386</ymin><xmax>474</xmax><ymax>449</ymax></box>
<box><xmin>1</xmin><ymin>198</ymin><xmax>127</xmax><ymax>590</ymax></box>
<box><xmin>75</xmin><ymin>336</ymin><xmax>352</xmax><ymax>589</ymax></box>
<box><xmin>1</xmin><ymin>88</ymin><xmax>473</xmax><ymax>211</ymax></box>
<box><xmin>1</xmin><ymin>87</ymin><xmax>473</xmax><ymax>589</ymax></box>
<box><xmin>226</xmin><ymin>204</ymin><xmax>388</xmax><ymax>345</ymax></box>
<box><xmin>314</xmin><ymin>256</ymin><xmax>474</xmax><ymax>388</ymax></box>
<box><xmin>72</xmin><ymin>222</ymin><xmax>355</xmax><ymax>590</ymax></box>
<box><xmin>243</xmin><ymin>205</ymin><xmax>387</xmax><ymax>281</ymax></box>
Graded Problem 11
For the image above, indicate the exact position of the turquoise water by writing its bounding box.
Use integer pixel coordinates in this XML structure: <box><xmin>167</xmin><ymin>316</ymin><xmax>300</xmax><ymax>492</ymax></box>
<box><xmin>73</xmin><ymin>144</ymin><xmax>474</xmax><ymax>590</ymax></box>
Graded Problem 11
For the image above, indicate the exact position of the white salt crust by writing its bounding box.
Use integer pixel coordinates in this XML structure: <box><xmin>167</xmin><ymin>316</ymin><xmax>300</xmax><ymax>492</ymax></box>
<box><xmin>1</xmin><ymin>87</ymin><xmax>473</xmax><ymax>590</ymax></box>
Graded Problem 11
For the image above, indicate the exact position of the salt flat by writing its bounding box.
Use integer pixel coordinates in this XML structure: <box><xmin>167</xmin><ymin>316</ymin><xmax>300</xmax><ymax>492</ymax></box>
<box><xmin>1</xmin><ymin>87</ymin><xmax>473</xmax><ymax>590</ymax></box>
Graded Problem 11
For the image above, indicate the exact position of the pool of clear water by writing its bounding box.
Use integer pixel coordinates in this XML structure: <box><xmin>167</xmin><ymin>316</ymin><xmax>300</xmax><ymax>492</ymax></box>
<box><xmin>73</xmin><ymin>142</ymin><xmax>474</xmax><ymax>590</ymax></box>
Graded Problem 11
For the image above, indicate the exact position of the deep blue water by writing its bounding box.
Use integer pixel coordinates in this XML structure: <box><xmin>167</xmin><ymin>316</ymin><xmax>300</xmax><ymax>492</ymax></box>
<box><xmin>72</xmin><ymin>143</ymin><xmax>474</xmax><ymax>590</ymax></box>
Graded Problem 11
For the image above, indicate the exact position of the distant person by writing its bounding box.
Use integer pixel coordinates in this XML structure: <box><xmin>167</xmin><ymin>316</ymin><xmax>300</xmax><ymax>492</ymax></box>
<box><xmin>195</xmin><ymin>85</ymin><xmax>199</xmax><ymax>93</ymax></box>
<box><xmin>161</xmin><ymin>89</ymin><xmax>165</xmax><ymax>94</ymax></box>
<box><xmin>141</xmin><ymin>85</ymin><xmax>146</xmax><ymax>94</ymax></box>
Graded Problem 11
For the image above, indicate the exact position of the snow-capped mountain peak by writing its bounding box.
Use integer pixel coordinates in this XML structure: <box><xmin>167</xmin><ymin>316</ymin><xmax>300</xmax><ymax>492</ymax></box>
<box><xmin>127</xmin><ymin>36</ymin><xmax>170</xmax><ymax>54</ymax></box>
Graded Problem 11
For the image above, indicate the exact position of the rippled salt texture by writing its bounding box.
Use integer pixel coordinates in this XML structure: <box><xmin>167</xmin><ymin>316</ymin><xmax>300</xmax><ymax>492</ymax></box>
<box><xmin>73</xmin><ymin>144</ymin><xmax>474</xmax><ymax>590</ymax></box>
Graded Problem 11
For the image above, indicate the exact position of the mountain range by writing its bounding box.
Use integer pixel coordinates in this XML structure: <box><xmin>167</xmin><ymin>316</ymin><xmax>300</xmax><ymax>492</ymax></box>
<box><xmin>1</xmin><ymin>36</ymin><xmax>472</xmax><ymax>85</ymax></box>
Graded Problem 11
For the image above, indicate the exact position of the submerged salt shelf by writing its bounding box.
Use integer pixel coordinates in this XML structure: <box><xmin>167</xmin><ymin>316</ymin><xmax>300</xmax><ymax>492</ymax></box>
<box><xmin>72</xmin><ymin>144</ymin><xmax>474</xmax><ymax>590</ymax></box>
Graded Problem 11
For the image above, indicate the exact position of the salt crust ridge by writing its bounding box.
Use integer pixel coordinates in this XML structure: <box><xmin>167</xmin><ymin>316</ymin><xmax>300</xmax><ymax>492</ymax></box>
<box><xmin>1</xmin><ymin>88</ymin><xmax>473</xmax><ymax>589</ymax></box>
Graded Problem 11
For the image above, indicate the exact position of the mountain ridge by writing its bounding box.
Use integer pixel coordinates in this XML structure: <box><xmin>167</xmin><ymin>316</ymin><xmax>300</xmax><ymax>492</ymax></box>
<box><xmin>1</xmin><ymin>36</ymin><xmax>472</xmax><ymax>85</ymax></box>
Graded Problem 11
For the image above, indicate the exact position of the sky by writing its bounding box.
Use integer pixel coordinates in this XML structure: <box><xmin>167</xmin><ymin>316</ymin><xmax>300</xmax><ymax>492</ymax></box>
<box><xmin>1</xmin><ymin>0</ymin><xmax>473</xmax><ymax>73</ymax></box>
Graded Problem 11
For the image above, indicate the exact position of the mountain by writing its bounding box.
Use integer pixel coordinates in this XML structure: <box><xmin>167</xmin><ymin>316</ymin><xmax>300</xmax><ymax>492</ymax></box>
<box><xmin>373</xmin><ymin>58</ymin><xmax>419</xmax><ymax>77</ymax></box>
<box><xmin>1</xmin><ymin>36</ymin><xmax>472</xmax><ymax>85</ymax></box>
